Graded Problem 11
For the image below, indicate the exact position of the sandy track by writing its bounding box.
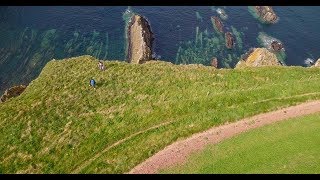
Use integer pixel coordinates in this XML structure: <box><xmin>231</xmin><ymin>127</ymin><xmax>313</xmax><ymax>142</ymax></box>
<box><xmin>129</xmin><ymin>100</ymin><xmax>320</xmax><ymax>174</ymax></box>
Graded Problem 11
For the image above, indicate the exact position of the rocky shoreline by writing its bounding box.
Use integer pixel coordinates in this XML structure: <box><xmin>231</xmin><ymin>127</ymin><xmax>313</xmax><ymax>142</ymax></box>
<box><xmin>0</xmin><ymin>85</ymin><xmax>27</xmax><ymax>103</ymax></box>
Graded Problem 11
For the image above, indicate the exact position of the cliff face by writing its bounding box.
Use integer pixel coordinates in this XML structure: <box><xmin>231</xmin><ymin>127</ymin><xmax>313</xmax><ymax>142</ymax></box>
<box><xmin>236</xmin><ymin>48</ymin><xmax>282</xmax><ymax>68</ymax></box>
<box><xmin>0</xmin><ymin>85</ymin><xmax>27</xmax><ymax>103</ymax></box>
<box><xmin>127</xmin><ymin>15</ymin><xmax>154</xmax><ymax>64</ymax></box>
<box><xmin>254</xmin><ymin>6</ymin><xmax>278</xmax><ymax>24</ymax></box>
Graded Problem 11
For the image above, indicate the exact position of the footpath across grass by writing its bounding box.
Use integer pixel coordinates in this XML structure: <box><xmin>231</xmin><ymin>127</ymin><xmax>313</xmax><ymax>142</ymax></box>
<box><xmin>162</xmin><ymin>112</ymin><xmax>320</xmax><ymax>174</ymax></box>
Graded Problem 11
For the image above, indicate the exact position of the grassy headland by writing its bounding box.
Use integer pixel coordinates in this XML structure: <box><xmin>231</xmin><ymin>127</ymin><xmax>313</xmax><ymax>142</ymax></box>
<box><xmin>1</xmin><ymin>55</ymin><xmax>320</xmax><ymax>173</ymax></box>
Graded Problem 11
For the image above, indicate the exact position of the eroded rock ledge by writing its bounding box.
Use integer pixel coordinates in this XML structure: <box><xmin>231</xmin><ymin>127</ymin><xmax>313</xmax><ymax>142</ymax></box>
<box><xmin>0</xmin><ymin>85</ymin><xmax>27</xmax><ymax>103</ymax></box>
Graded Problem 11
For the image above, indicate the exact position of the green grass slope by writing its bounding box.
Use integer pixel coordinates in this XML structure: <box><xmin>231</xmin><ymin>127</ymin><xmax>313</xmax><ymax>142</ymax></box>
<box><xmin>162</xmin><ymin>112</ymin><xmax>320</xmax><ymax>174</ymax></box>
<box><xmin>1</xmin><ymin>55</ymin><xmax>320</xmax><ymax>173</ymax></box>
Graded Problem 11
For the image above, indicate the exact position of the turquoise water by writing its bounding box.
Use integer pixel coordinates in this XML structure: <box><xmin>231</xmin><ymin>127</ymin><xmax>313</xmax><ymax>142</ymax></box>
<box><xmin>1</xmin><ymin>6</ymin><xmax>320</xmax><ymax>93</ymax></box>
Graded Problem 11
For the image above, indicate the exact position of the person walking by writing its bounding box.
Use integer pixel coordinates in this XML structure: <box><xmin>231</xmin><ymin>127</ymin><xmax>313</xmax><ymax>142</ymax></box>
<box><xmin>98</xmin><ymin>61</ymin><xmax>105</xmax><ymax>71</ymax></box>
<box><xmin>90</xmin><ymin>78</ymin><xmax>96</xmax><ymax>89</ymax></box>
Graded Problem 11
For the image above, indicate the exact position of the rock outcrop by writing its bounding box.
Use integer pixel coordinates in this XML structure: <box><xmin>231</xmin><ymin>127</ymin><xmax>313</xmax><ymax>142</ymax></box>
<box><xmin>211</xmin><ymin>16</ymin><xmax>224</xmax><ymax>33</ymax></box>
<box><xmin>235</xmin><ymin>48</ymin><xmax>282</xmax><ymax>68</ymax></box>
<box><xmin>210</xmin><ymin>57</ymin><xmax>218</xmax><ymax>68</ymax></box>
<box><xmin>254</xmin><ymin>6</ymin><xmax>278</xmax><ymax>24</ymax></box>
<box><xmin>271</xmin><ymin>40</ymin><xmax>284</xmax><ymax>52</ymax></box>
<box><xmin>0</xmin><ymin>85</ymin><xmax>27</xmax><ymax>103</ymax></box>
<box><xmin>127</xmin><ymin>15</ymin><xmax>154</xmax><ymax>64</ymax></box>
<box><xmin>314</xmin><ymin>59</ymin><xmax>320</xmax><ymax>67</ymax></box>
<box><xmin>225</xmin><ymin>32</ymin><xmax>234</xmax><ymax>49</ymax></box>
<box><xmin>240</xmin><ymin>48</ymin><xmax>255</xmax><ymax>61</ymax></box>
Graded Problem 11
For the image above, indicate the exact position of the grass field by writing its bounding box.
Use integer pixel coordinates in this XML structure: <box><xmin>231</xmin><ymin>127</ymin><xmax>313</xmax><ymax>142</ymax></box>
<box><xmin>1</xmin><ymin>55</ymin><xmax>320</xmax><ymax>173</ymax></box>
<box><xmin>162</xmin><ymin>112</ymin><xmax>320</xmax><ymax>174</ymax></box>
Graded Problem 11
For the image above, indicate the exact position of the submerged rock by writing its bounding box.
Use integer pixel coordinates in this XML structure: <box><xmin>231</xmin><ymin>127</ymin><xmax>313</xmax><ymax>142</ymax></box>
<box><xmin>305</xmin><ymin>58</ymin><xmax>315</xmax><ymax>67</ymax></box>
<box><xmin>225</xmin><ymin>32</ymin><xmax>234</xmax><ymax>49</ymax></box>
<box><xmin>211</xmin><ymin>16</ymin><xmax>224</xmax><ymax>33</ymax></box>
<box><xmin>127</xmin><ymin>14</ymin><xmax>154</xmax><ymax>64</ymax></box>
<box><xmin>258</xmin><ymin>32</ymin><xmax>285</xmax><ymax>52</ymax></box>
<box><xmin>0</xmin><ymin>85</ymin><xmax>27</xmax><ymax>103</ymax></box>
<box><xmin>257</xmin><ymin>32</ymin><xmax>286</xmax><ymax>65</ymax></box>
<box><xmin>235</xmin><ymin>48</ymin><xmax>282</xmax><ymax>68</ymax></box>
<box><xmin>216</xmin><ymin>8</ymin><xmax>228</xmax><ymax>20</ymax></box>
<box><xmin>254</xmin><ymin>6</ymin><xmax>278</xmax><ymax>24</ymax></box>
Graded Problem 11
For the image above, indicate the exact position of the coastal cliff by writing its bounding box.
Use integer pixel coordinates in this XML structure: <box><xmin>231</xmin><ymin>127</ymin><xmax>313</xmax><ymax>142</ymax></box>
<box><xmin>2</xmin><ymin>55</ymin><xmax>320</xmax><ymax>174</ymax></box>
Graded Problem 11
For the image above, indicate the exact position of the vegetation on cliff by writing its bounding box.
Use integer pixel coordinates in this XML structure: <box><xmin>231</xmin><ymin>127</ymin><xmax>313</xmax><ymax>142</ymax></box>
<box><xmin>1</xmin><ymin>55</ymin><xmax>320</xmax><ymax>173</ymax></box>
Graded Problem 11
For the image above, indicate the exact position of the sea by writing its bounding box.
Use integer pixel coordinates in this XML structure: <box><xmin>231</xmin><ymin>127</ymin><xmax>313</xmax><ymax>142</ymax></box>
<box><xmin>1</xmin><ymin>6</ymin><xmax>320</xmax><ymax>93</ymax></box>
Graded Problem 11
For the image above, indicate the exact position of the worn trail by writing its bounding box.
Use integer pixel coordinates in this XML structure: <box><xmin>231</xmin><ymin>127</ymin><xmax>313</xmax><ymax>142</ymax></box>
<box><xmin>129</xmin><ymin>100</ymin><xmax>320</xmax><ymax>174</ymax></box>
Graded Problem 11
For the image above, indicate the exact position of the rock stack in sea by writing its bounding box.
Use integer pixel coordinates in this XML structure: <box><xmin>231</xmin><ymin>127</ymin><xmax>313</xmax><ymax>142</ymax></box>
<box><xmin>235</xmin><ymin>48</ymin><xmax>283</xmax><ymax>68</ymax></box>
<box><xmin>225</xmin><ymin>32</ymin><xmax>234</xmax><ymax>49</ymax></box>
<box><xmin>0</xmin><ymin>85</ymin><xmax>27</xmax><ymax>103</ymax></box>
<box><xmin>127</xmin><ymin>14</ymin><xmax>154</xmax><ymax>64</ymax></box>
<box><xmin>211</xmin><ymin>16</ymin><xmax>224</xmax><ymax>33</ymax></box>
<box><xmin>254</xmin><ymin>6</ymin><xmax>278</xmax><ymax>24</ymax></box>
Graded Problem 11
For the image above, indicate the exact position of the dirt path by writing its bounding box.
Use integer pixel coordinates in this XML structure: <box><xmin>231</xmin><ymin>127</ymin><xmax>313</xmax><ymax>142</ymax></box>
<box><xmin>129</xmin><ymin>100</ymin><xmax>320</xmax><ymax>174</ymax></box>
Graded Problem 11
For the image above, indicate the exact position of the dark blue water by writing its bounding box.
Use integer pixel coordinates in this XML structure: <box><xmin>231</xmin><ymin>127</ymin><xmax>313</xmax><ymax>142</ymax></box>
<box><xmin>1</xmin><ymin>6</ymin><xmax>320</xmax><ymax>93</ymax></box>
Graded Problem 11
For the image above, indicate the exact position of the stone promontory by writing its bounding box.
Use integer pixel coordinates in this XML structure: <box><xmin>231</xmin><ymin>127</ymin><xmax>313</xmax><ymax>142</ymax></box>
<box><xmin>313</xmin><ymin>59</ymin><xmax>320</xmax><ymax>67</ymax></box>
<box><xmin>127</xmin><ymin>15</ymin><xmax>154</xmax><ymax>64</ymax></box>
<box><xmin>0</xmin><ymin>85</ymin><xmax>27</xmax><ymax>103</ymax></box>
<box><xmin>235</xmin><ymin>48</ymin><xmax>282</xmax><ymax>68</ymax></box>
<box><xmin>254</xmin><ymin>6</ymin><xmax>278</xmax><ymax>24</ymax></box>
